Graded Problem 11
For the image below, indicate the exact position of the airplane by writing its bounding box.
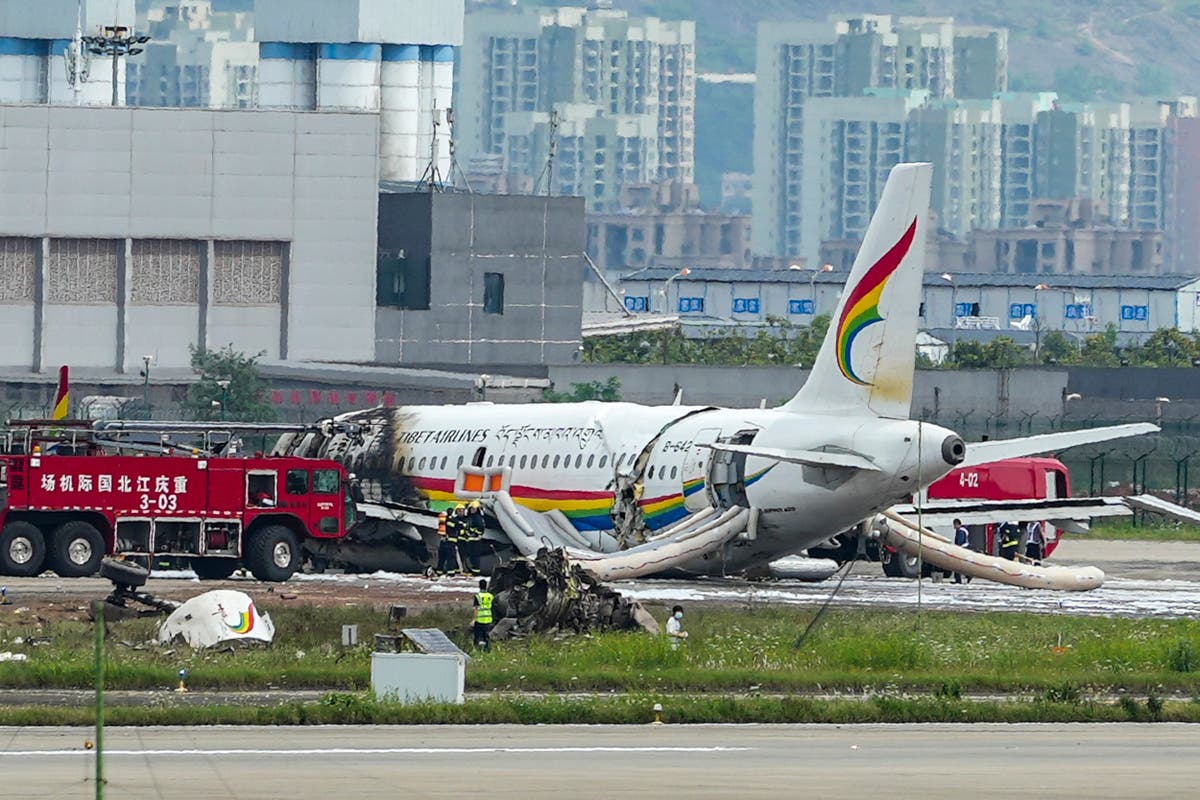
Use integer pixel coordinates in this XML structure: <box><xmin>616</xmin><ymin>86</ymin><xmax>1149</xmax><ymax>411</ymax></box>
<box><xmin>274</xmin><ymin>162</ymin><xmax>1156</xmax><ymax>582</ymax></box>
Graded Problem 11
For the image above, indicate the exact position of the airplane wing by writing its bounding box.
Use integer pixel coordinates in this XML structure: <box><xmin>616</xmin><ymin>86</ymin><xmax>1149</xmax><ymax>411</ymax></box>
<box><xmin>891</xmin><ymin>496</ymin><xmax>1132</xmax><ymax>530</ymax></box>
<box><xmin>703</xmin><ymin>443</ymin><xmax>880</xmax><ymax>471</ymax></box>
<box><xmin>959</xmin><ymin>423</ymin><xmax>1159</xmax><ymax>468</ymax></box>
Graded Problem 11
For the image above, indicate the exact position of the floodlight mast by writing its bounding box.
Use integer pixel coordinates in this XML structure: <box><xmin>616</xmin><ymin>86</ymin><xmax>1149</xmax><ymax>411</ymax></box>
<box><xmin>82</xmin><ymin>23</ymin><xmax>151</xmax><ymax>107</ymax></box>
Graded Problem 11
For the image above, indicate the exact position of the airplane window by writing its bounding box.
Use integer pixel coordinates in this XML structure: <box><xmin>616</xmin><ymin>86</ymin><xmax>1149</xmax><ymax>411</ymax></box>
<box><xmin>553</xmin><ymin>455</ymin><xmax>561</xmax><ymax>469</ymax></box>
<box><xmin>541</xmin><ymin>454</ymin><xmax>550</xmax><ymax>468</ymax></box>
<box><xmin>648</xmin><ymin>465</ymin><xmax>656</xmax><ymax>479</ymax></box>
<box><xmin>396</xmin><ymin>457</ymin><xmax>406</xmax><ymax>472</ymax></box>
<box><xmin>440</xmin><ymin>456</ymin><xmax>447</xmax><ymax>471</ymax></box>
<box><xmin>457</xmin><ymin>455</ymin><xmax>464</xmax><ymax>468</ymax></box>
<box><xmin>671</xmin><ymin>466</ymin><xmax>678</xmax><ymax>479</ymax></box>
<box><xmin>587</xmin><ymin>454</ymin><xmax>595</xmax><ymax>468</ymax></box>
<box><xmin>599</xmin><ymin>455</ymin><xmax>608</xmax><ymax>468</ymax></box>
<box><xmin>510</xmin><ymin>455</ymin><xmax>517</xmax><ymax>468</ymax></box>
<box><xmin>575</xmin><ymin>454</ymin><xmax>583</xmax><ymax>469</ymax></box>
<box><xmin>486</xmin><ymin>455</ymin><xmax>494</xmax><ymax>467</ymax></box>
<box><xmin>520</xmin><ymin>455</ymin><xmax>528</xmax><ymax>469</ymax></box>
<box><xmin>419</xmin><ymin>457</ymin><xmax>427</xmax><ymax>470</ymax></box>
<box><xmin>616</xmin><ymin>454</ymin><xmax>625</xmax><ymax>468</ymax></box>
<box><xmin>472</xmin><ymin>447</ymin><xmax>486</xmax><ymax>467</ymax></box>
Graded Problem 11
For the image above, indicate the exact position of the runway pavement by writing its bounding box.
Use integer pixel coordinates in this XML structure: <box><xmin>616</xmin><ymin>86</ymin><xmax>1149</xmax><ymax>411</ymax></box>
<box><xmin>1</xmin><ymin>723</ymin><xmax>1198</xmax><ymax>799</ymax></box>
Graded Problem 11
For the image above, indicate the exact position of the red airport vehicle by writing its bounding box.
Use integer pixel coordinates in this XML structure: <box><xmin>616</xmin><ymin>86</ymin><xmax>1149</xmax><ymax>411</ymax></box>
<box><xmin>926</xmin><ymin>456</ymin><xmax>1069</xmax><ymax>558</ymax></box>
<box><xmin>0</xmin><ymin>420</ymin><xmax>358</xmax><ymax>581</ymax></box>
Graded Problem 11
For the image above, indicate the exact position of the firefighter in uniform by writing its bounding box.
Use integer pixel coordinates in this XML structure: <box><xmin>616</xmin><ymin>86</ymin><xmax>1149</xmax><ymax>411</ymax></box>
<box><xmin>438</xmin><ymin>508</ymin><xmax>460</xmax><ymax>575</ymax></box>
<box><xmin>473</xmin><ymin>579</ymin><xmax>494</xmax><ymax>650</ymax></box>
<box><xmin>464</xmin><ymin>499</ymin><xmax>486</xmax><ymax>575</ymax></box>
<box><xmin>998</xmin><ymin>521</ymin><xmax>1021</xmax><ymax>561</ymax></box>
<box><xmin>453</xmin><ymin>503</ymin><xmax>473</xmax><ymax>575</ymax></box>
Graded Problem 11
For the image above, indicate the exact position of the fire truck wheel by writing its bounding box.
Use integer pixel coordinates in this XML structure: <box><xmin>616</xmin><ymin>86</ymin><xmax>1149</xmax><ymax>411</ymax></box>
<box><xmin>0</xmin><ymin>521</ymin><xmax>46</xmax><ymax>577</ymax></box>
<box><xmin>190</xmin><ymin>557</ymin><xmax>239</xmax><ymax>581</ymax></box>
<box><xmin>48</xmin><ymin>521</ymin><xmax>105</xmax><ymax>578</ymax></box>
<box><xmin>882</xmin><ymin>551</ymin><xmax>921</xmax><ymax>579</ymax></box>
<box><xmin>245</xmin><ymin>525</ymin><xmax>300</xmax><ymax>582</ymax></box>
<box><xmin>99</xmin><ymin>557</ymin><xmax>150</xmax><ymax>588</ymax></box>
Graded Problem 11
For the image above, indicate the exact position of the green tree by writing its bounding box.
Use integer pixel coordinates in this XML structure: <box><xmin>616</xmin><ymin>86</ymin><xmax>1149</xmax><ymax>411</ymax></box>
<box><xmin>183</xmin><ymin>345</ymin><xmax>276</xmax><ymax>421</ymax></box>
<box><xmin>542</xmin><ymin>377</ymin><xmax>622</xmax><ymax>403</ymax></box>
<box><xmin>983</xmin><ymin>336</ymin><xmax>1029</xmax><ymax>368</ymax></box>
<box><xmin>1078</xmin><ymin>325</ymin><xmax>1121</xmax><ymax>367</ymax></box>
<box><xmin>947</xmin><ymin>340</ymin><xmax>989</xmax><ymax>368</ymax></box>
<box><xmin>1039</xmin><ymin>330</ymin><xmax>1080</xmax><ymax>365</ymax></box>
<box><xmin>1132</xmin><ymin>328</ymin><xmax>1196</xmax><ymax>367</ymax></box>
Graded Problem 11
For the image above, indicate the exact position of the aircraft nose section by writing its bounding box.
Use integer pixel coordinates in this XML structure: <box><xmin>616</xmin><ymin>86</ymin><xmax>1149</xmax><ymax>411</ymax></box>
<box><xmin>941</xmin><ymin>434</ymin><xmax>966</xmax><ymax>466</ymax></box>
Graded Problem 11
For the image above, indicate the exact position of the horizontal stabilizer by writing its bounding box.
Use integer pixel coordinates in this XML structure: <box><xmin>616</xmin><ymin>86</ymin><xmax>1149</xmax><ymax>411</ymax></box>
<box><xmin>960</xmin><ymin>423</ymin><xmax>1158</xmax><ymax>468</ymax></box>
<box><xmin>703</xmin><ymin>443</ymin><xmax>880</xmax><ymax>471</ymax></box>
<box><xmin>892</xmin><ymin>496</ymin><xmax>1132</xmax><ymax>529</ymax></box>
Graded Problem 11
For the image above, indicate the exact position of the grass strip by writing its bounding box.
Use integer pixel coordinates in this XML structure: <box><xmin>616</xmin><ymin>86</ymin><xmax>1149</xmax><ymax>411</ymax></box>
<box><xmin>1084</xmin><ymin>519</ymin><xmax>1200</xmax><ymax>542</ymax></box>
<box><xmin>3</xmin><ymin>606</ymin><xmax>1200</xmax><ymax>695</ymax></box>
<box><xmin>0</xmin><ymin>692</ymin><xmax>1197</xmax><ymax>726</ymax></box>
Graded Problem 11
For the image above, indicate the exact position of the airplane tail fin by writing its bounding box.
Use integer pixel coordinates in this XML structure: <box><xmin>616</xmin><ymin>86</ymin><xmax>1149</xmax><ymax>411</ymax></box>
<box><xmin>52</xmin><ymin>365</ymin><xmax>70</xmax><ymax>420</ymax></box>
<box><xmin>783</xmin><ymin>162</ymin><xmax>932</xmax><ymax>419</ymax></box>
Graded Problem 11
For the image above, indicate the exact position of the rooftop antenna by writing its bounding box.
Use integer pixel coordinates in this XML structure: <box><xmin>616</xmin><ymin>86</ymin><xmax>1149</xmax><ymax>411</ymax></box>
<box><xmin>418</xmin><ymin>102</ymin><xmax>445</xmax><ymax>192</ymax></box>
<box><xmin>63</xmin><ymin>0</ymin><xmax>90</xmax><ymax>105</ymax></box>
<box><xmin>443</xmin><ymin>108</ymin><xmax>475</xmax><ymax>194</ymax></box>
<box><xmin>535</xmin><ymin>108</ymin><xmax>560</xmax><ymax>196</ymax></box>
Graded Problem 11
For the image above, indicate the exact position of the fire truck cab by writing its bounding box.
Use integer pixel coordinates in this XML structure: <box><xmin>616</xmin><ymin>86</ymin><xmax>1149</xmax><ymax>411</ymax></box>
<box><xmin>0</xmin><ymin>422</ymin><xmax>357</xmax><ymax>581</ymax></box>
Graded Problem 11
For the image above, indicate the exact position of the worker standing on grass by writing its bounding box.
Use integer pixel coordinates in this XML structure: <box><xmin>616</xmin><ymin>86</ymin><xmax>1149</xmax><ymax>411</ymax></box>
<box><xmin>666</xmin><ymin>605</ymin><xmax>688</xmax><ymax>647</ymax></box>
<box><xmin>473</xmin><ymin>579</ymin><xmax>494</xmax><ymax>651</ymax></box>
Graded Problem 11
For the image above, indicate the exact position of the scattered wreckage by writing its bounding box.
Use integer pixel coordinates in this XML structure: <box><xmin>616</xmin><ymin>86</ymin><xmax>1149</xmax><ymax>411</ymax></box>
<box><xmin>485</xmin><ymin>548</ymin><xmax>659</xmax><ymax>639</ymax></box>
<box><xmin>93</xmin><ymin>558</ymin><xmax>275</xmax><ymax>648</ymax></box>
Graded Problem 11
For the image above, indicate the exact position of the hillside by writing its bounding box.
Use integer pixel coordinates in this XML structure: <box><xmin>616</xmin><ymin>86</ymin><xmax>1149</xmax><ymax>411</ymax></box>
<box><xmin>519</xmin><ymin>0</ymin><xmax>1198</xmax><ymax>100</ymax></box>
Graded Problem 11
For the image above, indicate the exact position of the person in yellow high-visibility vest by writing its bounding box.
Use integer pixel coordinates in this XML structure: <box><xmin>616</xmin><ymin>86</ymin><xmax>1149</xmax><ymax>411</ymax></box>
<box><xmin>473</xmin><ymin>579</ymin><xmax>494</xmax><ymax>651</ymax></box>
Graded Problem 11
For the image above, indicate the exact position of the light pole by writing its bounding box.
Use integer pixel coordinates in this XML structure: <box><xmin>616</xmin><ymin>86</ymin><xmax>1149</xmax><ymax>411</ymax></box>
<box><xmin>82</xmin><ymin>25</ymin><xmax>151</xmax><ymax>107</ymax></box>
<box><xmin>216</xmin><ymin>379</ymin><xmax>231</xmax><ymax>421</ymax></box>
<box><xmin>140</xmin><ymin>355</ymin><xmax>153</xmax><ymax>418</ymax></box>
<box><xmin>659</xmin><ymin>267</ymin><xmax>690</xmax><ymax>314</ymax></box>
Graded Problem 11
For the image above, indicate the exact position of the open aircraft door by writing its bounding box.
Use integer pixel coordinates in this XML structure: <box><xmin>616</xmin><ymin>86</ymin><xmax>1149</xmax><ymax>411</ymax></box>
<box><xmin>682</xmin><ymin>428</ymin><xmax>721</xmax><ymax>512</ymax></box>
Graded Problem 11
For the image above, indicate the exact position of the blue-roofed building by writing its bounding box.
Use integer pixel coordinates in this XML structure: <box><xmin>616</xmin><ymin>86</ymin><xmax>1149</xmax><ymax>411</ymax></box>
<box><xmin>616</xmin><ymin>266</ymin><xmax>1200</xmax><ymax>340</ymax></box>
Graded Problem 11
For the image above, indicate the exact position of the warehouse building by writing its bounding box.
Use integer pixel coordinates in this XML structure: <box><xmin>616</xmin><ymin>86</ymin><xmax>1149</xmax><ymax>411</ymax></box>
<box><xmin>0</xmin><ymin>104</ymin><xmax>380</xmax><ymax>372</ymax></box>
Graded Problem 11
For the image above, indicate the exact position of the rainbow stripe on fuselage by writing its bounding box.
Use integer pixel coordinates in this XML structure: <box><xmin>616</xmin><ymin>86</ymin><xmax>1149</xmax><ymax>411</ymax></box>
<box><xmin>409</xmin><ymin>466</ymin><xmax>774</xmax><ymax>533</ymax></box>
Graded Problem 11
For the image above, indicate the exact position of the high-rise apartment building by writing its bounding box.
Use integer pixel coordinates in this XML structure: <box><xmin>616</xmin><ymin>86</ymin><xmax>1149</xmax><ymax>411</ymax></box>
<box><xmin>753</xmin><ymin>14</ymin><xmax>991</xmax><ymax>263</ymax></box>
<box><xmin>457</xmin><ymin>6</ymin><xmax>695</xmax><ymax>210</ymax></box>
<box><xmin>126</xmin><ymin>1</ymin><xmax>258</xmax><ymax>109</ymax></box>
<box><xmin>907</xmin><ymin>99</ymin><xmax>1003</xmax><ymax>238</ymax></box>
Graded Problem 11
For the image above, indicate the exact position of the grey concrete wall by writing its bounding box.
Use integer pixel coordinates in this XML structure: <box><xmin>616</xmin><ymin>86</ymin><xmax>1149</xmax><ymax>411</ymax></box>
<box><xmin>0</xmin><ymin>105</ymin><xmax>379</xmax><ymax>370</ymax></box>
<box><xmin>376</xmin><ymin>192</ymin><xmax>586</xmax><ymax>366</ymax></box>
<box><xmin>548</xmin><ymin>364</ymin><xmax>1072</xmax><ymax>420</ymax></box>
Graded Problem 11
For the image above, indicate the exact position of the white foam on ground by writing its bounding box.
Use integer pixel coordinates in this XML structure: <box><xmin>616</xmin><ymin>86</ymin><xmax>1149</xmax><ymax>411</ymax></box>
<box><xmin>615</xmin><ymin>575</ymin><xmax>1200</xmax><ymax>619</ymax></box>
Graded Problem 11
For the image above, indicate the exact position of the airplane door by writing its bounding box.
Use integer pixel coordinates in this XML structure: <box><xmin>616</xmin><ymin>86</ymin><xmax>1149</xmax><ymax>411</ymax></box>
<box><xmin>682</xmin><ymin>428</ymin><xmax>721</xmax><ymax>512</ymax></box>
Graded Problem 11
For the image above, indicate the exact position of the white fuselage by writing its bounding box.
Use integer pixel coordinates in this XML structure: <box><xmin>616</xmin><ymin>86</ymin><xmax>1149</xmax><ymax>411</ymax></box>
<box><xmin>321</xmin><ymin>400</ymin><xmax>963</xmax><ymax>573</ymax></box>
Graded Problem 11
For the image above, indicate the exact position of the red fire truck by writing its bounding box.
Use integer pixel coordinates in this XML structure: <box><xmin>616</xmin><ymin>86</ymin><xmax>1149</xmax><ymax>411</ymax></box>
<box><xmin>0</xmin><ymin>421</ymin><xmax>358</xmax><ymax>581</ymax></box>
<box><xmin>925</xmin><ymin>456</ymin><xmax>1070</xmax><ymax>558</ymax></box>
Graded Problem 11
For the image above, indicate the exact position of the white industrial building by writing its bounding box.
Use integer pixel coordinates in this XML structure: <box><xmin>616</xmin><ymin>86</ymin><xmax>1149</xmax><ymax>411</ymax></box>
<box><xmin>617</xmin><ymin>268</ymin><xmax>1200</xmax><ymax>339</ymax></box>
<box><xmin>0</xmin><ymin>0</ymin><xmax>137</xmax><ymax>106</ymax></box>
<box><xmin>255</xmin><ymin>0</ymin><xmax>463</xmax><ymax>184</ymax></box>
<box><xmin>0</xmin><ymin>104</ymin><xmax>380</xmax><ymax>372</ymax></box>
